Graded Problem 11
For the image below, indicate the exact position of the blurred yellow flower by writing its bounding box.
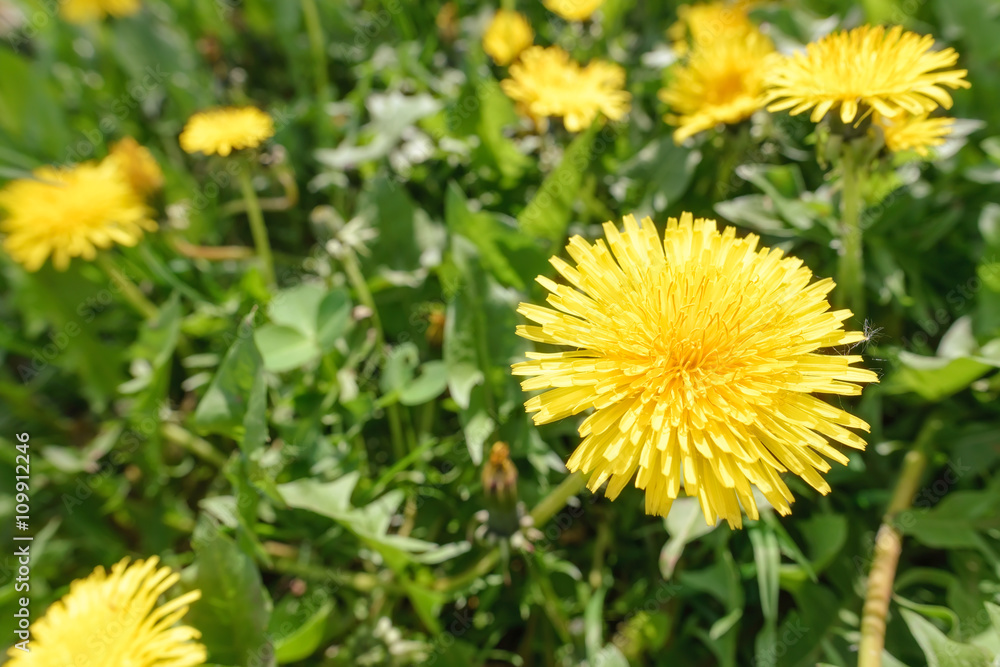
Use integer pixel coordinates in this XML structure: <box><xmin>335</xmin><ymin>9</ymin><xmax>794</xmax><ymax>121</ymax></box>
<box><xmin>60</xmin><ymin>0</ymin><xmax>140</xmax><ymax>23</ymax></box>
<box><xmin>483</xmin><ymin>10</ymin><xmax>534</xmax><ymax>66</ymax></box>
<box><xmin>512</xmin><ymin>213</ymin><xmax>878</xmax><ymax>528</ymax></box>
<box><xmin>0</xmin><ymin>160</ymin><xmax>156</xmax><ymax>272</ymax></box>
<box><xmin>874</xmin><ymin>112</ymin><xmax>954</xmax><ymax>156</ymax></box>
<box><xmin>501</xmin><ymin>46</ymin><xmax>631</xmax><ymax>132</ymax></box>
<box><xmin>543</xmin><ymin>0</ymin><xmax>604</xmax><ymax>21</ymax></box>
<box><xmin>764</xmin><ymin>25</ymin><xmax>970</xmax><ymax>124</ymax></box>
<box><xmin>668</xmin><ymin>1</ymin><xmax>757</xmax><ymax>56</ymax></box>
<box><xmin>660</xmin><ymin>24</ymin><xmax>774</xmax><ymax>142</ymax></box>
<box><xmin>179</xmin><ymin>106</ymin><xmax>275</xmax><ymax>157</ymax></box>
<box><xmin>108</xmin><ymin>137</ymin><xmax>164</xmax><ymax>197</ymax></box>
<box><xmin>5</xmin><ymin>557</ymin><xmax>205</xmax><ymax>667</ymax></box>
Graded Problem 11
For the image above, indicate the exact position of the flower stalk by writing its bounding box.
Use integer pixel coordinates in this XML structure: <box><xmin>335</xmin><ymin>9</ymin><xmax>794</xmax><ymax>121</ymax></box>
<box><xmin>237</xmin><ymin>169</ymin><xmax>276</xmax><ymax>288</ymax></box>
<box><xmin>858</xmin><ymin>415</ymin><xmax>943</xmax><ymax>667</ymax></box>
<box><xmin>95</xmin><ymin>252</ymin><xmax>159</xmax><ymax>320</ymax></box>
<box><xmin>434</xmin><ymin>470</ymin><xmax>588</xmax><ymax>593</ymax></box>
<box><xmin>837</xmin><ymin>141</ymin><xmax>865</xmax><ymax>322</ymax></box>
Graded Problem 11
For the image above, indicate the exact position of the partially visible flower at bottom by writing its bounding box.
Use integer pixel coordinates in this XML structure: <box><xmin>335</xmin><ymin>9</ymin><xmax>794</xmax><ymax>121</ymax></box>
<box><xmin>108</xmin><ymin>136</ymin><xmax>164</xmax><ymax>197</ymax></box>
<box><xmin>6</xmin><ymin>556</ymin><xmax>205</xmax><ymax>667</ymax></box>
<box><xmin>483</xmin><ymin>9</ymin><xmax>534</xmax><ymax>66</ymax></box>
<box><xmin>60</xmin><ymin>0</ymin><xmax>140</xmax><ymax>23</ymax></box>
<box><xmin>0</xmin><ymin>160</ymin><xmax>156</xmax><ymax>271</ymax></box>
<box><xmin>874</xmin><ymin>112</ymin><xmax>954</xmax><ymax>157</ymax></box>
<box><xmin>501</xmin><ymin>46</ymin><xmax>631</xmax><ymax>132</ymax></box>
<box><xmin>512</xmin><ymin>213</ymin><xmax>879</xmax><ymax>528</ymax></box>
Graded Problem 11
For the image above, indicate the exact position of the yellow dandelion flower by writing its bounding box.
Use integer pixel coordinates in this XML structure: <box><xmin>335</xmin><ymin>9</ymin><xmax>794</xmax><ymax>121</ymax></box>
<box><xmin>512</xmin><ymin>213</ymin><xmax>879</xmax><ymax>528</ymax></box>
<box><xmin>108</xmin><ymin>137</ymin><xmax>164</xmax><ymax>197</ymax></box>
<box><xmin>543</xmin><ymin>0</ymin><xmax>604</xmax><ymax>21</ymax></box>
<box><xmin>179</xmin><ymin>106</ymin><xmax>275</xmax><ymax>157</ymax></box>
<box><xmin>659</xmin><ymin>25</ymin><xmax>774</xmax><ymax>143</ymax></box>
<box><xmin>764</xmin><ymin>25</ymin><xmax>970</xmax><ymax>124</ymax></box>
<box><xmin>60</xmin><ymin>0</ymin><xmax>140</xmax><ymax>23</ymax></box>
<box><xmin>0</xmin><ymin>160</ymin><xmax>156</xmax><ymax>272</ymax></box>
<box><xmin>501</xmin><ymin>46</ymin><xmax>631</xmax><ymax>132</ymax></box>
<box><xmin>6</xmin><ymin>557</ymin><xmax>205</xmax><ymax>667</ymax></box>
<box><xmin>483</xmin><ymin>10</ymin><xmax>534</xmax><ymax>66</ymax></box>
<box><xmin>874</xmin><ymin>112</ymin><xmax>953</xmax><ymax>156</ymax></box>
<box><xmin>668</xmin><ymin>1</ymin><xmax>757</xmax><ymax>56</ymax></box>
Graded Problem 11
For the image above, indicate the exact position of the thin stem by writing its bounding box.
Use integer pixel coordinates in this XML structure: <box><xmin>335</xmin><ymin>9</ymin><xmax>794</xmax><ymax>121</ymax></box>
<box><xmin>434</xmin><ymin>471</ymin><xmax>589</xmax><ymax>593</ymax></box>
<box><xmin>837</xmin><ymin>142</ymin><xmax>865</xmax><ymax>322</ymax></box>
<box><xmin>95</xmin><ymin>253</ymin><xmax>159</xmax><ymax>320</ymax></box>
<box><xmin>340</xmin><ymin>247</ymin><xmax>409</xmax><ymax>458</ymax></box>
<box><xmin>341</xmin><ymin>248</ymin><xmax>385</xmax><ymax>349</ymax></box>
<box><xmin>238</xmin><ymin>169</ymin><xmax>275</xmax><ymax>288</ymax></box>
<box><xmin>858</xmin><ymin>415</ymin><xmax>943</xmax><ymax>667</ymax></box>
<box><xmin>530</xmin><ymin>471</ymin><xmax>587</xmax><ymax>526</ymax></box>
<box><xmin>160</xmin><ymin>422</ymin><xmax>228</xmax><ymax>467</ymax></box>
<box><xmin>299</xmin><ymin>0</ymin><xmax>333</xmax><ymax>142</ymax></box>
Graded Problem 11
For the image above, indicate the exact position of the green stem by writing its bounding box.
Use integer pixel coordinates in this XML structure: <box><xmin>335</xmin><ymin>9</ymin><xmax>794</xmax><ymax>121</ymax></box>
<box><xmin>837</xmin><ymin>142</ymin><xmax>866</xmax><ymax>322</ymax></box>
<box><xmin>530</xmin><ymin>471</ymin><xmax>587</xmax><ymax>526</ymax></box>
<box><xmin>238</xmin><ymin>169</ymin><xmax>275</xmax><ymax>288</ymax></box>
<box><xmin>160</xmin><ymin>422</ymin><xmax>228</xmax><ymax>467</ymax></box>
<box><xmin>713</xmin><ymin>122</ymin><xmax>751</xmax><ymax>202</ymax></box>
<box><xmin>858</xmin><ymin>415</ymin><xmax>944</xmax><ymax>667</ymax></box>
<box><xmin>341</xmin><ymin>248</ymin><xmax>384</xmax><ymax>349</ymax></box>
<box><xmin>95</xmin><ymin>253</ymin><xmax>159</xmax><ymax>320</ymax></box>
<box><xmin>299</xmin><ymin>0</ymin><xmax>332</xmax><ymax>142</ymax></box>
<box><xmin>434</xmin><ymin>471</ymin><xmax>589</xmax><ymax>593</ymax></box>
<box><xmin>340</xmin><ymin>247</ymin><xmax>409</xmax><ymax>458</ymax></box>
<box><xmin>268</xmin><ymin>557</ymin><xmax>386</xmax><ymax>592</ymax></box>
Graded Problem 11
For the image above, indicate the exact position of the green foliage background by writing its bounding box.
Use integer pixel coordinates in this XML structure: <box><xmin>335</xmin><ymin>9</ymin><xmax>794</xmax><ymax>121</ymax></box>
<box><xmin>1</xmin><ymin>0</ymin><xmax>1000</xmax><ymax>665</ymax></box>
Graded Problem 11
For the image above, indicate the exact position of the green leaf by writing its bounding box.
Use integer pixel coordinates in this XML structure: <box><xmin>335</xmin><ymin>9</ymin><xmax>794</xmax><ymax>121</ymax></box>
<box><xmin>888</xmin><ymin>354</ymin><xmax>994</xmax><ymax>401</ymax></box>
<box><xmin>619</xmin><ymin>135</ymin><xmax>698</xmax><ymax>215</ymax></box>
<box><xmin>185</xmin><ymin>517</ymin><xmax>274</xmax><ymax>667</ymax></box>
<box><xmin>268</xmin><ymin>283</ymin><xmax>328</xmax><ymax>338</ymax></box>
<box><xmin>445</xmin><ymin>181</ymin><xmax>548</xmax><ymax>290</ymax></box>
<box><xmin>750</xmin><ymin>522</ymin><xmax>781</xmax><ymax>667</ymax></box>
<box><xmin>241</xmin><ymin>369</ymin><xmax>268</xmax><ymax>457</ymax></box>
<box><xmin>316</xmin><ymin>288</ymin><xmax>353</xmax><ymax>350</ymax></box>
<box><xmin>659</xmin><ymin>498</ymin><xmax>719</xmax><ymax>579</ymax></box>
<box><xmin>518</xmin><ymin>120</ymin><xmax>601</xmax><ymax>244</ymax></box>
<box><xmin>254</xmin><ymin>324</ymin><xmax>320</xmax><ymax>373</ymax></box>
<box><xmin>273</xmin><ymin>599</ymin><xmax>333</xmax><ymax>664</ymax></box>
<box><xmin>798</xmin><ymin>514</ymin><xmax>848</xmax><ymax>574</ymax></box>
<box><xmin>193</xmin><ymin>317</ymin><xmax>264</xmax><ymax>438</ymax></box>
<box><xmin>901</xmin><ymin>608</ymin><xmax>994</xmax><ymax>667</ymax></box>
<box><xmin>398</xmin><ymin>360</ymin><xmax>449</xmax><ymax>406</ymax></box>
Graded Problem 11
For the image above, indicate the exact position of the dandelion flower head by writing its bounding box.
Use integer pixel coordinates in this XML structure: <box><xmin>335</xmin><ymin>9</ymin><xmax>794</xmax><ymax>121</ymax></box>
<box><xmin>108</xmin><ymin>137</ymin><xmax>164</xmax><ymax>197</ymax></box>
<box><xmin>874</xmin><ymin>112</ymin><xmax>954</xmax><ymax>157</ymax></box>
<box><xmin>483</xmin><ymin>10</ymin><xmax>534</xmax><ymax>66</ymax></box>
<box><xmin>512</xmin><ymin>213</ymin><xmax>879</xmax><ymax>528</ymax></box>
<box><xmin>0</xmin><ymin>160</ymin><xmax>156</xmax><ymax>272</ymax></box>
<box><xmin>543</xmin><ymin>0</ymin><xmax>604</xmax><ymax>21</ymax></box>
<box><xmin>764</xmin><ymin>25</ymin><xmax>970</xmax><ymax>124</ymax></box>
<box><xmin>6</xmin><ymin>556</ymin><xmax>206</xmax><ymax>667</ymax></box>
<box><xmin>60</xmin><ymin>0</ymin><xmax>140</xmax><ymax>23</ymax></box>
<box><xmin>660</xmin><ymin>24</ymin><xmax>774</xmax><ymax>142</ymax></box>
<box><xmin>179</xmin><ymin>106</ymin><xmax>275</xmax><ymax>157</ymax></box>
<box><xmin>501</xmin><ymin>46</ymin><xmax>631</xmax><ymax>132</ymax></box>
<box><xmin>668</xmin><ymin>0</ymin><xmax>757</xmax><ymax>56</ymax></box>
